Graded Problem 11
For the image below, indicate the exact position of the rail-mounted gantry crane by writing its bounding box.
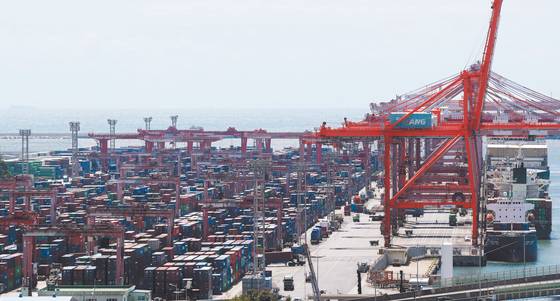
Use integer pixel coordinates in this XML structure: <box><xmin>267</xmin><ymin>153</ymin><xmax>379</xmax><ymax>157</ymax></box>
<box><xmin>86</xmin><ymin>205</ymin><xmax>175</xmax><ymax>245</ymax></box>
<box><xmin>108</xmin><ymin>175</ymin><xmax>181</xmax><ymax>216</ymax></box>
<box><xmin>318</xmin><ymin>0</ymin><xmax>560</xmax><ymax>247</ymax></box>
<box><xmin>22</xmin><ymin>223</ymin><xmax>125</xmax><ymax>295</ymax></box>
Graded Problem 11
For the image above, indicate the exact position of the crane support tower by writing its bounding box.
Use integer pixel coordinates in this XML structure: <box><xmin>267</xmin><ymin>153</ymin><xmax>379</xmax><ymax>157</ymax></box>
<box><xmin>170</xmin><ymin>115</ymin><xmax>179</xmax><ymax>128</ymax></box>
<box><xmin>107</xmin><ymin>119</ymin><xmax>117</xmax><ymax>151</ymax></box>
<box><xmin>144</xmin><ymin>116</ymin><xmax>152</xmax><ymax>130</ymax></box>
<box><xmin>19</xmin><ymin>129</ymin><xmax>31</xmax><ymax>174</ymax></box>
<box><xmin>69</xmin><ymin>121</ymin><xmax>81</xmax><ymax>178</ymax></box>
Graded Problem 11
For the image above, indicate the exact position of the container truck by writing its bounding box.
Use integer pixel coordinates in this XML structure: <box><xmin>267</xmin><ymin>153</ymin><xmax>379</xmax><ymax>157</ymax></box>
<box><xmin>449</xmin><ymin>214</ymin><xmax>457</xmax><ymax>226</ymax></box>
<box><xmin>344</xmin><ymin>205</ymin><xmax>351</xmax><ymax>216</ymax></box>
<box><xmin>310</xmin><ymin>228</ymin><xmax>322</xmax><ymax>244</ymax></box>
<box><xmin>319</xmin><ymin>220</ymin><xmax>330</xmax><ymax>238</ymax></box>
<box><xmin>283</xmin><ymin>275</ymin><xmax>294</xmax><ymax>291</ymax></box>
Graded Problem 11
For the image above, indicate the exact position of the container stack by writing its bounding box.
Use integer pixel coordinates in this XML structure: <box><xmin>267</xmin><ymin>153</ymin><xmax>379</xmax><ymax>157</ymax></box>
<box><xmin>0</xmin><ymin>141</ymin><xmax>373</xmax><ymax>297</ymax></box>
<box><xmin>0</xmin><ymin>253</ymin><xmax>22</xmax><ymax>292</ymax></box>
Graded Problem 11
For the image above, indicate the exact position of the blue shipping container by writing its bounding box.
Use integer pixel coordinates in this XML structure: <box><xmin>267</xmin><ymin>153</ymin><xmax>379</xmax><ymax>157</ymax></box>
<box><xmin>389</xmin><ymin>112</ymin><xmax>432</xmax><ymax>129</ymax></box>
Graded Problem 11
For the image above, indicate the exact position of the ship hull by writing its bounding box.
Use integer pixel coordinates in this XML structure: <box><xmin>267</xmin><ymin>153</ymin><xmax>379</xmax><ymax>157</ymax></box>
<box><xmin>485</xmin><ymin>230</ymin><xmax>538</xmax><ymax>262</ymax></box>
<box><xmin>528</xmin><ymin>198</ymin><xmax>552</xmax><ymax>239</ymax></box>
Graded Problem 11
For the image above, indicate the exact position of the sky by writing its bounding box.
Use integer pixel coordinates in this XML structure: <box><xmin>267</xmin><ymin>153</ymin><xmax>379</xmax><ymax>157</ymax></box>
<box><xmin>0</xmin><ymin>0</ymin><xmax>559</xmax><ymax>110</ymax></box>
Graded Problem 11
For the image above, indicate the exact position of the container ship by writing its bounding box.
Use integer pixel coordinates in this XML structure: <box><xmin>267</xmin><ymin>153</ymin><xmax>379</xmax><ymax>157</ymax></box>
<box><xmin>485</xmin><ymin>165</ymin><xmax>538</xmax><ymax>262</ymax></box>
<box><xmin>485</xmin><ymin>138</ymin><xmax>552</xmax><ymax>240</ymax></box>
<box><xmin>484</xmin><ymin>138</ymin><xmax>552</xmax><ymax>262</ymax></box>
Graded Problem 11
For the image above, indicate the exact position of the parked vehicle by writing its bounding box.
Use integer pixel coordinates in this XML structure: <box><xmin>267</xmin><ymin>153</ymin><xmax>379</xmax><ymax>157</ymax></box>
<box><xmin>287</xmin><ymin>254</ymin><xmax>305</xmax><ymax>267</ymax></box>
<box><xmin>319</xmin><ymin>220</ymin><xmax>329</xmax><ymax>238</ymax></box>
<box><xmin>357</xmin><ymin>262</ymin><xmax>369</xmax><ymax>273</ymax></box>
<box><xmin>311</xmin><ymin>228</ymin><xmax>322</xmax><ymax>244</ymax></box>
<box><xmin>449</xmin><ymin>214</ymin><xmax>457</xmax><ymax>226</ymax></box>
<box><xmin>344</xmin><ymin>205</ymin><xmax>351</xmax><ymax>216</ymax></box>
<box><xmin>291</xmin><ymin>244</ymin><xmax>305</xmax><ymax>255</ymax></box>
<box><xmin>283</xmin><ymin>275</ymin><xmax>294</xmax><ymax>291</ymax></box>
<box><xmin>265</xmin><ymin>251</ymin><xmax>293</xmax><ymax>264</ymax></box>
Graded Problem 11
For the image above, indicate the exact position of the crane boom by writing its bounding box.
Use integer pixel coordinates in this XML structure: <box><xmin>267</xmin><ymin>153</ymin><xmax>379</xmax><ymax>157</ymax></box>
<box><xmin>473</xmin><ymin>0</ymin><xmax>504</xmax><ymax>129</ymax></box>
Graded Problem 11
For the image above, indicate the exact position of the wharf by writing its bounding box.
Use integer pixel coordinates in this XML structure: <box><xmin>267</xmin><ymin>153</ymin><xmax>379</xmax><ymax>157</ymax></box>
<box><xmin>393</xmin><ymin>212</ymin><xmax>473</xmax><ymax>247</ymax></box>
<box><xmin>241</xmin><ymin>197</ymin><xmax>479</xmax><ymax>299</ymax></box>
<box><xmin>219</xmin><ymin>211</ymin><xmax>383</xmax><ymax>299</ymax></box>
<box><xmin>221</xmin><ymin>204</ymin><xmax>455</xmax><ymax>299</ymax></box>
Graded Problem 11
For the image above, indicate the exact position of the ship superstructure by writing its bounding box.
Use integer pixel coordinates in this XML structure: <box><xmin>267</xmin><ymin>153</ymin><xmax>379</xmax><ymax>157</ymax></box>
<box><xmin>486</xmin><ymin>138</ymin><xmax>552</xmax><ymax>239</ymax></box>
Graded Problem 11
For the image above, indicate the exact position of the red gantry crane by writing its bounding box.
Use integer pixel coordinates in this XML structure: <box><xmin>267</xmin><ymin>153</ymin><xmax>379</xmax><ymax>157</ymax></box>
<box><xmin>86</xmin><ymin>206</ymin><xmax>175</xmax><ymax>245</ymax></box>
<box><xmin>318</xmin><ymin>0</ymin><xmax>560</xmax><ymax>247</ymax></box>
<box><xmin>109</xmin><ymin>175</ymin><xmax>181</xmax><ymax>216</ymax></box>
<box><xmin>23</xmin><ymin>223</ymin><xmax>125</xmax><ymax>294</ymax></box>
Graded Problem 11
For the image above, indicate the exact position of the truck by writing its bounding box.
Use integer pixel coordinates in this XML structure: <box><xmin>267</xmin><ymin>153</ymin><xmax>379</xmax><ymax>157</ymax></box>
<box><xmin>287</xmin><ymin>254</ymin><xmax>305</xmax><ymax>266</ymax></box>
<box><xmin>344</xmin><ymin>205</ymin><xmax>351</xmax><ymax>216</ymax></box>
<box><xmin>310</xmin><ymin>227</ymin><xmax>322</xmax><ymax>244</ymax></box>
<box><xmin>405</xmin><ymin>208</ymin><xmax>424</xmax><ymax>217</ymax></box>
<box><xmin>449</xmin><ymin>213</ymin><xmax>457</xmax><ymax>226</ymax></box>
<box><xmin>334</xmin><ymin>212</ymin><xmax>344</xmax><ymax>223</ymax></box>
<box><xmin>369</xmin><ymin>213</ymin><xmax>383</xmax><ymax>221</ymax></box>
<box><xmin>283</xmin><ymin>275</ymin><xmax>294</xmax><ymax>291</ymax></box>
<box><xmin>330</xmin><ymin>219</ymin><xmax>341</xmax><ymax>232</ymax></box>
<box><xmin>319</xmin><ymin>220</ymin><xmax>330</xmax><ymax>237</ymax></box>
<box><xmin>291</xmin><ymin>244</ymin><xmax>305</xmax><ymax>255</ymax></box>
<box><xmin>265</xmin><ymin>251</ymin><xmax>293</xmax><ymax>264</ymax></box>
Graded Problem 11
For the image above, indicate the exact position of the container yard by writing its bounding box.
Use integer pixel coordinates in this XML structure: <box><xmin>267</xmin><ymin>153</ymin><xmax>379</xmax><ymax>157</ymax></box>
<box><xmin>0</xmin><ymin>123</ymin><xmax>378</xmax><ymax>299</ymax></box>
<box><xmin>2</xmin><ymin>0</ymin><xmax>560</xmax><ymax>300</ymax></box>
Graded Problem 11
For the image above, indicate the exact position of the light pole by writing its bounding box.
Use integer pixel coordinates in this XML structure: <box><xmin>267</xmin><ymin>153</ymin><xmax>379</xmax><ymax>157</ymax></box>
<box><xmin>523</xmin><ymin>233</ymin><xmax>526</xmax><ymax>281</ymax></box>
<box><xmin>374</xmin><ymin>279</ymin><xmax>377</xmax><ymax>301</ymax></box>
<box><xmin>317</xmin><ymin>255</ymin><xmax>319</xmax><ymax>288</ymax></box>
<box><xmin>311</xmin><ymin>255</ymin><xmax>324</xmax><ymax>295</ymax></box>
<box><xmin>143</xmin><ymin>117</ymin><xmax>152</xmax><ymax>130</ymax></box>
<box><xmin>415</xmin><ymin>248</ymin><xmax>419</xmax><ymax>300</ymax></box>
<box><xmin>19</xmin><ymin>129</ymin><xmax>31</xmax><ymax>174</ymax></box>
<box><xmin>185</xmin><ymin>279</ymin><xmax>192</xmax><ymax>301</ymax></box>
<box><xmin>69</xmin><ymin>121</ymin><xmax>81</xmax><ymax>178</ymax></box>
<box><xmin>170</xmin><ymin>115</ymin><xmax>179</xmax><ymax>128</ymax></box>
<box><xmin>107</xmin><ymin>119</ymin><xmax>117</xmax><ymax>151</ymax></box>
<box><xmin>478</xmin><ymin>243</ymin><xmax>482</xmax><ymax>298</ymax></box>
<box><xmin>169</xmin><ymin>283</ymin><xmax>179</xmax><ymax>301</ymax></box>
<box><xmin>249</xmin><ymin>159</ymin><xmax>270</xmax><ymax>276</ymax></box>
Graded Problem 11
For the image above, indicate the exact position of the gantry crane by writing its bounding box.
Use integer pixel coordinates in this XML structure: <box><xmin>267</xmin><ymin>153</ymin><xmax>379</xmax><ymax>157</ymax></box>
<box><xmin>0</xmin><ymin>179</ymin><xmax>48</xmax><ymax>231</ymax></box>
<box><xmin>239</xmin><ymin>195</ymin><xmax>284</xmax><ymax>251</ymax></box>
<box><xmin>23</xmin><ymin>223</ymin><xmax>125</xmax><ymax>295</ymax></box>
<box><xmin>118</xmin><ymin>162</ymin><xmax>178</xmax><ymax>178</ymax></box>
<box><xmin>109</xmin><ymin>176</ymin><xmax>181</xmax><ymax>216</ymax></box>
<box><xmin>11</xmin><ymin>189</ymin><xmax>58</xmax><ymax>224</ymax></box>
<box><xmin>0</xmin><ymin>211</ymin><xmax>39</xmax><ymax>233</ymax></box>
<box><xmin>318</xmin><ymin>0</ymin><xmax>560</xmax><ymax>247</ymax></box>
<box><xmin>86</xmin><ymin>206</ymin><xmax>175</xmax><ymax>245</ymax></box>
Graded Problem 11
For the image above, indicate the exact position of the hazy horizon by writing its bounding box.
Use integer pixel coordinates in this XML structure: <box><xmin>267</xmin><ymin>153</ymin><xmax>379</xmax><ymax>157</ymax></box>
<box><xmin>1</xmin><ymin>0</ymin><xmax>559</xmax><ymax>110</ymax></box>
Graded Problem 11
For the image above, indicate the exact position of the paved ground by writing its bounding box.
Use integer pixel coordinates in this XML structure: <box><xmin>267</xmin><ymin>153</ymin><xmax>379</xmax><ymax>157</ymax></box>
<box><xmin>5</xmin><ymin>186</ymin><xmax>478</xmax><ymax>300</ymax></box>
<box><xmin>219</xmin><ymin>211</ymin><xmax>383</xmax><ymax>299</ymax></box>
<box><xmin>219</xmin><ymin>185</ymin><xmax>476</xmax><ymax>299</ymax></box>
